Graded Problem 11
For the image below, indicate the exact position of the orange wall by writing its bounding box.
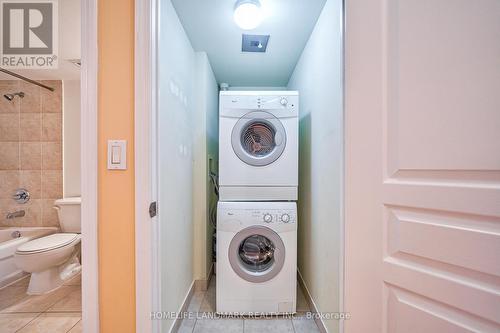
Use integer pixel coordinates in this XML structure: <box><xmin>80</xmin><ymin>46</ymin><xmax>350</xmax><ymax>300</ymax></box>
<box><xmin>98</xmin><ymin>0</ymin><xmax>136</xmax><ymax>332</ymax></box>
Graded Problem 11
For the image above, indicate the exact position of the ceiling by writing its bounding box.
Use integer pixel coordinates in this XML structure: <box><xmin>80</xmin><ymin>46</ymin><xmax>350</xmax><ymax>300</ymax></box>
<box><xmin>171</xmin><ymin>0</ymin><xmax>327</xmax><ymax>87</ymax></box>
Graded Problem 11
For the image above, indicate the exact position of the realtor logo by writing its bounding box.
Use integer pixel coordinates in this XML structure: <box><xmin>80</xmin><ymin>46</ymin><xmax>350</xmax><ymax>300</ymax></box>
<box><xmin>1</xmin><ymin>0</ymin><xmax>58</xmax><ymax>68</ymax></box>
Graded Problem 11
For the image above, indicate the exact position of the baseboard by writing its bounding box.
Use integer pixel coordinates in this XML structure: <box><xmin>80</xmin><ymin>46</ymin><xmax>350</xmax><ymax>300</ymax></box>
<box><xmin>297</xmin><ymin>270</ymin><xmax>328</xmax><ymax>333</ymax></box>
<box><xmin>169</xmin><ymin>280</ymin><xmax>195</xmax><ymax>333</ymax></box>
<box><xmin>170</xmin><ymin>264</ymin><xmax>214</xmax><ymax>333</ymax></box>
<box><xmin>194</xmin><ymin>263</ymin><xmax>214</xmax><ymax>291</ymax></box>
<box><xmin>0</xmin><ymin>272</ymin><xmax>28</xmax><ymax>290</ymax></box>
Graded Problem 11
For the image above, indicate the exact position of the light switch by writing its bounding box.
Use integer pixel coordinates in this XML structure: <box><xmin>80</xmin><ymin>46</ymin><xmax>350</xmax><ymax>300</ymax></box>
<box><xmin>111</xmin><ymin>145</ymin><xmax>121</xmax><ymax>164</ymax></box>
<box><xmin>108</xmin><ymin>140</ymin><xmax>127</xmax><ymax>170</ymax></box>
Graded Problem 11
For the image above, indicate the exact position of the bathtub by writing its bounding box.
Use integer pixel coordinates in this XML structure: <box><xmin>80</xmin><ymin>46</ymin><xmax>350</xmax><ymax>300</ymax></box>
<box><xmin>0</xmin><ymin>227</ymin><xmax>58</xmax><ymax>289</ymax></box>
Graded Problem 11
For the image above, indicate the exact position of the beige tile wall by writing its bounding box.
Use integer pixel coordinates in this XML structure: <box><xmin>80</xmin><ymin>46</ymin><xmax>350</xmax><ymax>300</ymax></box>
<box><xmin>0</xmin><ymin>80</ymin><xmax>62</xmax><ymax>227</ymax></box>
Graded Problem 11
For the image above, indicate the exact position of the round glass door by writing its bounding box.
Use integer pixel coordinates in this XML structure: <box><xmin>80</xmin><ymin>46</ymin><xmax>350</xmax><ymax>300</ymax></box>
<box><xmin>239</xmin><ymin>235</ymin><xmax>275</xmax><ymax>273</ymax></box>
<box><xmin>229</xmin><ymin>226</ymin><xmax>285</xmax><ymax>283</ymax></box>
<box><xmin>231</xmin><ymin>111</ymin><xmax>286</xmax><ymax>166</ymax></box>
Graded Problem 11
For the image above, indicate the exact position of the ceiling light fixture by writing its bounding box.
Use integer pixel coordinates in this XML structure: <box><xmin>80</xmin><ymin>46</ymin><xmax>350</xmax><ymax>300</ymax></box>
<box><xmin>234</xmin><ymin>0</ymin><xmax>263</xmax><ymax>30</ymax></box>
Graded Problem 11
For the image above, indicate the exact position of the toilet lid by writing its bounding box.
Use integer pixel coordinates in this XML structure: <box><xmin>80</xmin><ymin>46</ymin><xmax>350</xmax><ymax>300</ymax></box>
<box><xmin>17</xmin><ymin>233</ymin><xmax>80</xmax><ymax>253</ymax></box>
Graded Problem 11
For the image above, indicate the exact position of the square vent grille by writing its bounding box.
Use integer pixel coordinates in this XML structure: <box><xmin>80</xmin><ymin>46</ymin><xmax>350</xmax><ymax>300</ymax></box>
<box><xmin>242</xmin><ymin>34</ymin><xmax>270</xmax><ymax>53</ymax></box>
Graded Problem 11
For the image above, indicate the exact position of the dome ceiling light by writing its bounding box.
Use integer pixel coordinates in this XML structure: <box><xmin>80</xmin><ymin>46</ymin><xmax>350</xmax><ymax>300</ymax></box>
<box><xmin>233</xmin><ymin>0</ymin><xmax>263</xmax><ymax>30</ymax></box>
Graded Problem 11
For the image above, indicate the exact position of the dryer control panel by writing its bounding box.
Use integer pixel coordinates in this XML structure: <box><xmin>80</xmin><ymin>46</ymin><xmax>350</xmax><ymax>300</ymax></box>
<box><xmin>226</xmin><ymin>95</ymin><xmax>297</xmax><ymax>110</ymax></box>
<box><xmin>219</xmin><ymin>92</ymin><xmax>299</xmax><ymax>118</ymax></box>
<box><xmin>230</xmin><ymin>96</ymin><xmax>296</xmax><ymax>110</ymax></box>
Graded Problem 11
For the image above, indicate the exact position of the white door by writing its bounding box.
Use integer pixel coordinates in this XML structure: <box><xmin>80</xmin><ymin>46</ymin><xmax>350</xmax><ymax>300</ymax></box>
<box><xmin>344</xmin><ymin>0</ymin><xmax>500</xmax><ymax>332</ymax></box>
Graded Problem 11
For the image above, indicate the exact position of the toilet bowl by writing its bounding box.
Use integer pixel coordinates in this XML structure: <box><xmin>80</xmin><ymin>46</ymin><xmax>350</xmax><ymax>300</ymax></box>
<box><xmin>14</xmin><ymin>197</ymin><xmax>81</xmax><ymax>295</ymax></box>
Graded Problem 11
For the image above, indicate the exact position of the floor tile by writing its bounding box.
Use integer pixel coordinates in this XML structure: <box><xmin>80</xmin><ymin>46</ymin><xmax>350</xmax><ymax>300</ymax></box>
<box><xmin>187</xmin><ymin>291</ymin><xmax>205</xmax><ymax>313</ymax></box>
<box><xmin>296</xmin><ymin>286</ymin><xmax>310</xmax><ymax>312</ymax></box>
<box><xmin>199</xmin><ymin>277</ymin><xmax>216</xmax><ymax>313</ymax></box>
<box><xmin>199</xmin><ymin>290</ymin><xmax>215</xmax><ymax>313</ymax></box>
<box><xmin>292</xmin><ymin>315</ymin><xmax>321</xmax><ymax>333</ymax></box>
<box><xmin>47</xmin><ymin>286</ymin><xmax>81</xmax><ymax>312</ymax></box>
<box><xmin>17</xmin><ymin>312</ymin><xmax>81</xmax><ymax>333</ymax></box>
<box><xmin>0</xmin><ymin>287</ymin><xmax>30</xmax><ymax>312</ymax></box>
<box><xmin>243</xmin><ymin>318</ymin><xmax>294</xmax><ymax>333</ymax></box>
<box><xmin>193</xmin><ymin>318</ymin><xmax>243</xmax><ymax>333</ymax></box>
<box><xmin>1</xmin><ymin>286</ymin><xmax>74</xmax><ymax>313</ymax></box>
<box><xmin>67</xmin><ymin>320</ymin><xmax>82</xmax><ymax>333</ymax></box>
<box><xmin>9</xmin><ymin>276</ymin><xmax>31</xmax><ymax>288</ymax></box>
<box><xmin>64</xmin><ymin>274</ymin><xmax>81</xmax><ymax>286</ymax></box>
<box><xmin>177</xmin><ymin>317</ymin><xmax>196</xmax><ymax>333</ymax></box>
<box><xmin>179</xmin><ymin>279</ymin><xmax>319</xmax><ymax>333</ymax></box>
<box><xmin>207</xmin><ymin>277</ymin><xmax>215</xmax><ymax>292</ymax></box>
<box><xmin>0</xmin><ymin>313</ymin><xmax>39</xmax><ymax>333</ymax></box>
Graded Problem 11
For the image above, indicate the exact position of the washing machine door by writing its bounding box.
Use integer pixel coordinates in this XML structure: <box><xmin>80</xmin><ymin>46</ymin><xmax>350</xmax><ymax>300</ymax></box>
<box><xmin>231</xmin><ymin>111</ymin><xmax>287</xmax><ymax>166</ymax></box>
<box><xmin>228</xmin><ymin>225</ymin><xmax>286</xmax><ymax>283</ymax></box>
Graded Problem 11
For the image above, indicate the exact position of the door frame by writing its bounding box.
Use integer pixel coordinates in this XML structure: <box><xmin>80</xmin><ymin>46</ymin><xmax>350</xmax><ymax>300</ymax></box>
<box><xmin>81</xmin><ymin>0</ymin><xmax>100</xmax><ymax>331</ymax></box>
<box><xmin>135</xmin><ymin>0</ymin><xmax>158</xmax><ymax>332</ymax></box>
<box><xmin>133</xmin><ymin>1</ymin><xmax>346</xmax><ymax>332</ymax></box>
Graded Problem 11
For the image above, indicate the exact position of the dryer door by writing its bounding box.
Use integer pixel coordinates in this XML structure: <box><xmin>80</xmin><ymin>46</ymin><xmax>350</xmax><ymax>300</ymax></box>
<box><xmin>231</xmin><ymin>111</ymin><xmax>287</xmax><ymax>166</ymax></box>
<box><xmin>228</xmin><ymin>225</ymin><xmax>286</xmax><ymax>283</ymax></box>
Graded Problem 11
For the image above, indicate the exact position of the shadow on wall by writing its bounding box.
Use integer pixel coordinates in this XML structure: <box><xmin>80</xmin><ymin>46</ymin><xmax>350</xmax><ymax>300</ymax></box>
<box><xmin>298</xmin><ymin>112</ymin><xmax>312</xmax><ymax>266</ymax></box>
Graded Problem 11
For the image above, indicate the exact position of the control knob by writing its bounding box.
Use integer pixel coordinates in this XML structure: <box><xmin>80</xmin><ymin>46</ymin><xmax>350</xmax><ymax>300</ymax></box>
<box><xmin>263</xmin><ymin>214</ymin><xmax>273</xmax><ymax>223</ymax></box>
<box><xmin>281</xmin><ymin>213</ymin><xmax>290</xmax><ymax>223</ymax></box>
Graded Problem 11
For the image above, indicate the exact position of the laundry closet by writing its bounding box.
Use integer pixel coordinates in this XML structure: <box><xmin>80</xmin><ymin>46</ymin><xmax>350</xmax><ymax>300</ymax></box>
<box><xmin>155</xmin><ymin>0</ymin><xmax>343</xmax><ymax>332</ymax></box>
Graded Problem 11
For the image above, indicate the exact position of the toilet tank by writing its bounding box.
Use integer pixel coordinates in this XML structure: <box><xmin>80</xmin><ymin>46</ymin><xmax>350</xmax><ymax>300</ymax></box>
<box><xmin>54</xmin><ymin>197</ymin><xmax>81</xmax><ymax>233</ymax></box>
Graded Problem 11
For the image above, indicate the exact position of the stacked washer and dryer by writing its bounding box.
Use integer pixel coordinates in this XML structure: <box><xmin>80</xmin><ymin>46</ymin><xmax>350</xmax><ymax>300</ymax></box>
<box><xmin>217</xmin><ymin>91</ymin><xmax>299</xmax><ymax>314</ymax></box>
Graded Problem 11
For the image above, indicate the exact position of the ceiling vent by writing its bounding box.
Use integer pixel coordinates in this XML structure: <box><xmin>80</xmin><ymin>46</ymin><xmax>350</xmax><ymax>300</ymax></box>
<box><xmin>242</xmin><ymin>34</ymin><xmax>270</xmax><ymax>53</ymax></box>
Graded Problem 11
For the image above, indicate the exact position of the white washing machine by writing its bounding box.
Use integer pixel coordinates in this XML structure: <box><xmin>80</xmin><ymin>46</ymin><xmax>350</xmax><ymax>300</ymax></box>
<box><xmin>216</xmin><ymin>201</ymin><xmax>297</xmax><ymax>314</ymax></box>
<box><xmin>219</xmin><ymin>91</ymin><xmax>299</xmax><ymax>201</ymax></box>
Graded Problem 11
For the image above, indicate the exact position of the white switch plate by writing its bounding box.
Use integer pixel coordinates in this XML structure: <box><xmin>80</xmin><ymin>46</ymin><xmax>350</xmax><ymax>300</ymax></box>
<box><xmin>107</xmin><ymin>140</ymin><xmax>127</xmax><ymax>170</ymax></box>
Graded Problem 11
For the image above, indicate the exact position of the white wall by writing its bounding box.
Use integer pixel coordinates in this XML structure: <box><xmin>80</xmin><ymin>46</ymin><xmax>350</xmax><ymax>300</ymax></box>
<box><xmin>59</xmin><ymin>0</ymin><xmax>81</xmax><ymax>60</ymax></box>
<box><xmin>192</xmin><ymin>52</ymin><xmax>219</xmax><ymax>281</ymax></box>
<box><xmin>287</xmin><ymin>0</ymin><xmax>343</xmax><ymax>332</ymax></box>
<box><xmin>158</xmin><ymin>1</ymin><xmax>196</xmax><ymax>331</ymax></box>
<box><xmin>204</xmin><ymin>67</ymin><xmax>219</xmax><ymax>279</ymax></box>
<box><xmin>63</xmin><ymin>80</ymin><xmax>81</xmax><ymax>197</ymax></box>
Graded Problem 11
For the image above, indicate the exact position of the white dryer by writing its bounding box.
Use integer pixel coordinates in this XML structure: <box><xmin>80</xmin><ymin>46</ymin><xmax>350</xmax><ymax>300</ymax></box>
<box><xmin>216</xmin><ymin>201</ymin><xmax>297</xmax><ymax>314</ymax></box>
<box><xmin>219</xmin><ymin>91</ymin><xmax>299</xmax><ymax>201</ymax></box>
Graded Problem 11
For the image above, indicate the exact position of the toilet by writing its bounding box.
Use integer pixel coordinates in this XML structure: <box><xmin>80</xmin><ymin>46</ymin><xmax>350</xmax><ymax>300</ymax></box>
<box><xmin>14</xmin><ymin>197</ymin><xmax>82</xmax><ymax>295</ymax></box>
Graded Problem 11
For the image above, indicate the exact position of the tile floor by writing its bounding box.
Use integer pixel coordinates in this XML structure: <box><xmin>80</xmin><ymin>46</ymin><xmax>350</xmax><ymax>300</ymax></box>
<box><xmin>0</xmin><ymin>274</ymin><xmax>81</xmax><ymax>333</ymax></box>
<box><xmin>177</xmin><ymin>277</ymin><xmax>321</xmax><ymax>333</ymax></box>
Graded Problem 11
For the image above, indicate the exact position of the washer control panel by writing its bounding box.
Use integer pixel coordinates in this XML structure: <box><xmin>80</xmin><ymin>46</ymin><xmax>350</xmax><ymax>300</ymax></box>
<box><xmin>218</xmin><ymin>202</ymin><xmax>297</xmax><ymax>228</ymax></box>
<box><xmin>262</xmin><ymin>212</ymin><xmax>293</xmax><ymax>224</ymax></box>
<box><xmin>223</xmin><ymin>210</ymin><xmax>296</xmax><ymax>224</ymax></box>
<box><xmin>248</xmin><ymin>209</ymin><xmax>297</xmax><ymax>225</ymax></box>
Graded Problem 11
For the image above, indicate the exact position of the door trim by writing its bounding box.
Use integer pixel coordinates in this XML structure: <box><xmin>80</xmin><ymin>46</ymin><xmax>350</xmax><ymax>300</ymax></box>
<box><xmin>81</xmin><ymin>0</ymin><xmax>99</xmax><ymax>331</ymax></box>
<box><xmin>133</xmin><ymin>0</ymin><xmax>347</xmax><ymax>332</ymax></box>
<box><xmin>135</xmin><ymin>0</ymin><xmax>158</xmax><ymax>332</ymax></box>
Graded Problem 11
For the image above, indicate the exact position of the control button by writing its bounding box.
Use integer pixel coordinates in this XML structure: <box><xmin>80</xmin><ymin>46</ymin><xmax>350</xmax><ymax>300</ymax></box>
<box><xmin>111</xmin><ymin>146</ymin><xmax>121</xmax><ymax>164</ymax></box>
<box><xmin>263</xmin><ymin>214</ymin><xmax>273</xmax><ymax>223</ymax></box>
<box><xmin>280</xmin><ymin>98</ymin><xmax>288</xmax><ymax>106</ymax></box>
<box><xmin>281</xmin><ymin>214</ymin><xmax>290</xmax><ymax>223</ymax></box>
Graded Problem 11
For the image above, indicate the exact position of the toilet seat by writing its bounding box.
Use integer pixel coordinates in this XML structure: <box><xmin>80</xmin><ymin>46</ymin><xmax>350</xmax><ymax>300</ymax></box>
<box><xmin>17</xmin><ymin>233</ymin><xmax>80</xmax><ymax>254</ymax></box>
